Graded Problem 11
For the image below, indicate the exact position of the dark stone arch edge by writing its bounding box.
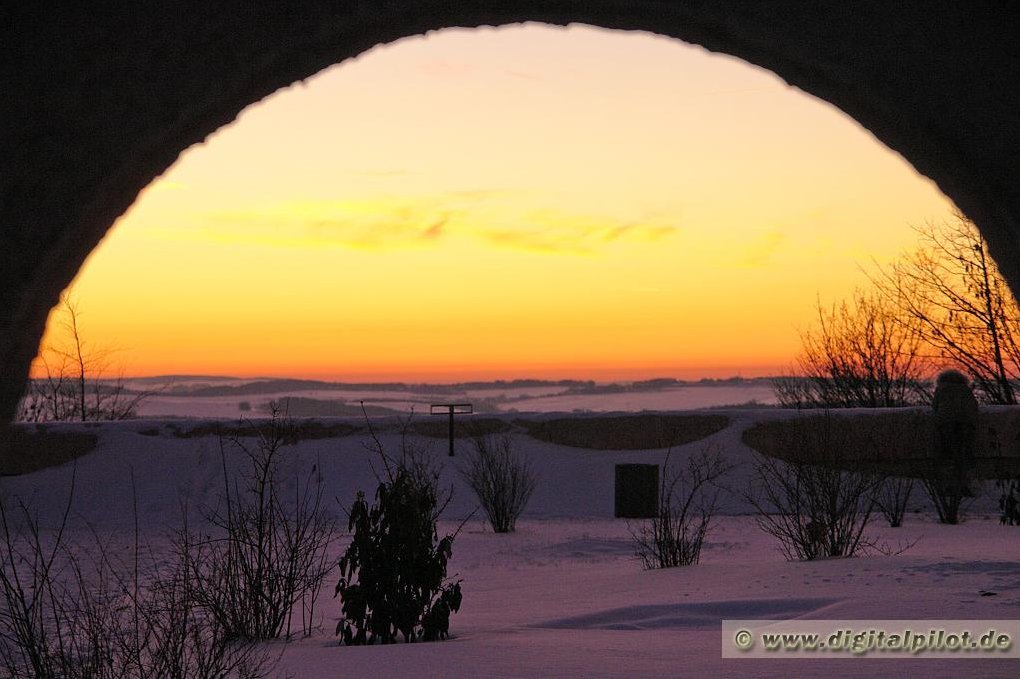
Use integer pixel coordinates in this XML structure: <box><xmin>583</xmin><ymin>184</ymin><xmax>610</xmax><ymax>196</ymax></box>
<box><xmin>3</xmin><ymin>2</ymin><xmax>1018</xmax><ymax>436</ymax></box>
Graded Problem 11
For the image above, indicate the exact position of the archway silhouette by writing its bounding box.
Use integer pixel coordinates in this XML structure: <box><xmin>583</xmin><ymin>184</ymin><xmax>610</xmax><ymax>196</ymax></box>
<box><xmin>2</xmin><ymin>3</ymin><xmax>1018</xmax><ymax>430</ymax></box>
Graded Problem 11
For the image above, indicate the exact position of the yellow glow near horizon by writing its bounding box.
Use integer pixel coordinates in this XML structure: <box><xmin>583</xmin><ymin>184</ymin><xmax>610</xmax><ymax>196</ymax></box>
<box><xmin>38</xmin><ymin>25</ymin><xmax>957</xmax><ymax>382</ymax></box>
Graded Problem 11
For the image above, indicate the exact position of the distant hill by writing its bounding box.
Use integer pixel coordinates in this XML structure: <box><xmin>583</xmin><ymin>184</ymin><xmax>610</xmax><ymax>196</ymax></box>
<box><xmin>104</xmin><ymin>375</ymin><xmax>780</xmax><ymax>397</ymax></box>
<box><xmin>122</xmin><ymin>375</ymin><xmax>241</xmax><ymax>384</ymax></box>
<box><xmin>160</xmin><ymin>378</ymin><xmax>599</xmax><ymax>397</ymax></box>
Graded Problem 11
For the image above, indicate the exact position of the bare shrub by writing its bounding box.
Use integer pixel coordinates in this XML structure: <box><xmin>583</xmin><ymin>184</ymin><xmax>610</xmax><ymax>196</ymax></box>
<box><xmin>770</xmin><ymin>375</ymin><xmax>816</xmax><ymax>410</ymax></box>
<box><xmin>460</xmin><ymin>432</ymin><xmax>537</xmax><ymax>533</ymax></box>
<box><xmin>871</xmin><ymin>213</ymin><xmax>1020</xmax><ymax>405</ymax></box>
<box><xmin>359</xmin><ymin>408</ymin><xmax>450</xmax><ymax>501</ymax></box>
<box><xmin>772</xmin><ymin>290</ymin><xmax>929</xmax><ymax>409</ymax></box>
<box><xmin>16</xmin><ymin>295</ymin><xmax>157</xmax><ymax>423</ymax></box>
<box><xmin>187</xmin><ymin>407</ymin><xmax>336</xmax><ymax>640</ymax></box>
<box><xmin>747</xmin><ymin>454</ymin><xmax>885</xmax><ymax>560</ymax></box>
<box><xmin>859</xmin><ymin>413</ymin><xmax>924</xmax><ymax>527</ymax></box>
<box><xmin>877</xmin><ymin>476</ymin><xmax>915</xmax><ymax>527</ymax></box>
<box><xmin>744</xmin><ymin>414</ymin><xmax>884</xmax><ymax>560</ymax></box>
<box><xmin>920</xmin><ymin>461</ymin><xmax>972</xmax><ymax>525</ymax></box>
<box><xmin>631</xmin><ymin>446</ymin><xmax>731</xmax><ymax>569</ymax></box>
<box><xmin>113</xmin><ymin>537</ymin><xmax>275</xmax><ymax>678</ymax></box>
<box><xmin>0</xmin><ymin>471</ymin><xmax>272</xmax><ymax>678</ymax></box>
<box><xmin>987</xmin><ymin>424</ymin><xmax>1020</xmax><ymax>526</ymax></box>
<box><xmin>997</xmin><ymin>477</ymin><xmax>1020</xmax><ymax>525</ymax></box>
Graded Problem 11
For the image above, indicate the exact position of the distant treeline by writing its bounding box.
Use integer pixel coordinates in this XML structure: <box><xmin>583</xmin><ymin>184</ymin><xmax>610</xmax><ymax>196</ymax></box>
<box><xmin>561</xmin><ymin>377</ymin><xmax>769</xmax><ymax>395</ymax></box>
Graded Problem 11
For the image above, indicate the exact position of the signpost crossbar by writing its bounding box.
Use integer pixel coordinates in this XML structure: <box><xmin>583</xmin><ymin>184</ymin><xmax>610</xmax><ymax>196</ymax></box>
<box><xmin>430</xmin><ymin>403</ymin><xmax>473</xmax><ymax>456</ymax></box>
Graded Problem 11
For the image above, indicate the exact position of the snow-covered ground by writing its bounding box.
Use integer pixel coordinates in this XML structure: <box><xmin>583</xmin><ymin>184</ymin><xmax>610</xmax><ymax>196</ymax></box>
<box><xmin>494</xmin><ymin>384</ymin><xmax>777</xmax><ymax>413</ymax></box>
<box><xmin>2</xmin><ymin>411</ymin><xmax>1017</xmax><ymax>677</ymax></box>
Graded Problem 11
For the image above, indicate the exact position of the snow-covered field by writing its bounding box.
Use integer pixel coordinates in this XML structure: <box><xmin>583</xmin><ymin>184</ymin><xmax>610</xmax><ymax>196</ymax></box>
<box><xmin>132</xmin><ymin>382</ymin><xmax>777</xmax><ymax>418</ymax></box>
<box><xmin>2</xmin><ymin>411</ymin><xmax>1017</xmax><ymax>677</ymax></box>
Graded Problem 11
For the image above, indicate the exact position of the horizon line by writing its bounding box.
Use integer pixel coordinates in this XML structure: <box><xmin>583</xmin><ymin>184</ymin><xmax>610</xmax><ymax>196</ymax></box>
<box><xmin>107</xmin><ymin>373</ymin><xmax>784</xmax><ymax>385</ymax></box>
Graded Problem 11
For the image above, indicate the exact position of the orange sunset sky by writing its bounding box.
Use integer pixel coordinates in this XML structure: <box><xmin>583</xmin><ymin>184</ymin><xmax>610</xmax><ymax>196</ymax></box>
<box><xmin>38</xmin><ymin>25</ymin><xmax>957</xmax><ymax>382</ymax></box>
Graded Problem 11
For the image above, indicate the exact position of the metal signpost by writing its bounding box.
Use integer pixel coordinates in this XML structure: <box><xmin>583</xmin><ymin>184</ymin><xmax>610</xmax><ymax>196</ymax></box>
<box><xmin>430</xmin><ymin>403</ymin><xmax>473</xmax><ymax>456</ymax></box>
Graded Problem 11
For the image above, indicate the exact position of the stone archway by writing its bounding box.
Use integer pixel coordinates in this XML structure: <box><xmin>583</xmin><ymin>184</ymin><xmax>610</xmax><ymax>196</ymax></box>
<box><xmin>2</xmin><ymin>2</ymin><xmax>1019</xmax><ymax>430</ymax></box>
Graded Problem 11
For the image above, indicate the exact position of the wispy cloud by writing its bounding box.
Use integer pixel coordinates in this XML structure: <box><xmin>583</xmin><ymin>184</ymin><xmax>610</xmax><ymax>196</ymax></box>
<box><xmin>483</xmin><ymin>228</ymin><xmax>592</xmax><ymax>255</ymax></box>
<box><xmin>185</xmin><ymin>194</ymin><xmax>679</xmax><ymax>254</ymax></box>
<box><xmin>204</xmin><ymin>199</ymin><xmax>454</xmax><ymax>250</ymax></box>
<box><xmin>421</xmin><ymin>215</ymin><xmax>447</xmax><ymax>240</ymax></box>
<box><xmin>601</xmin><ymin>223</ymin><xmax>674</xmax><ymax>243</ymax></box>
<box><xmin>479</xmin><ymin>211</ymin><xmax>678</xmax><ymax>255</ymax></box>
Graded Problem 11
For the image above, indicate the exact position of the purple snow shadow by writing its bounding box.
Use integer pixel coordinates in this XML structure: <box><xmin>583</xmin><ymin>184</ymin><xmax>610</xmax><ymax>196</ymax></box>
<box><xmin>531</xmin><ymin>597</ymin><xmax>840</xmax><ymax>631</ymax></box>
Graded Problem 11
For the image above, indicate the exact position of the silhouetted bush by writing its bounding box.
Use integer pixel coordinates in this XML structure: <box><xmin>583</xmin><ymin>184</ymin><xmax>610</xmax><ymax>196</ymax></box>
<box><xmin>920</xmin><ymin>462</ymin><xmax>971</xmax><ymax>525</ymax></box>
<box><xmin>997</xmin><ymin>477</ymin><xmax>1020</xmax><ymax>525</ymax></box>
<box><xmin>988</xmin><ymin>424</ymin><xmax>1020</xmax><ymax>526</ymax></box>
<box><xmin>631</xmin><ymin>446</ymin><xmax>730</xmax><ymax>569</ymax></box>
<box><xmin>770</xmin><ymin>289</ymin><xmax>930</xmax><ymax>409</ymax></box>
<box><xmin>862</xmin><ymin>413</ymin><xmax>923</xmax><ymax>527</ymax></box>
<box><xmin>15</xmin><ymin>296</ymin><xmax>157</xmax><ymax>423</ymax></box>
<box><xmin>335</xmin><ymin>420</ymin><xmax>463</xmax><ymax>644</ymax></box>
<box><xmin>186</xmin><ymin>407</ymin><xmax>336</xmax><ymax>640</ymax></box>
<box><xmin>0</xmin><ymin>469</ymin><xmax>272</xmax><ymax>678</ymax></box>
<box><xmin>461</xmin><ymin>432</ymin><xmax>536</xmax><ymax>533</ymax></box>
<box><xmin>877</xmin><ymin>475</ymin><xmax>915</xmax><ymax>527</ymax></box>
<box><xmin>747</xmin><ymin>454</ymin><xmax>884</xmax><ymax>560</ymax></box>
<box><xmin>744</xmin><ymin>413</ymin><xmax>884</xmax><ymax>560</ymax></box>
